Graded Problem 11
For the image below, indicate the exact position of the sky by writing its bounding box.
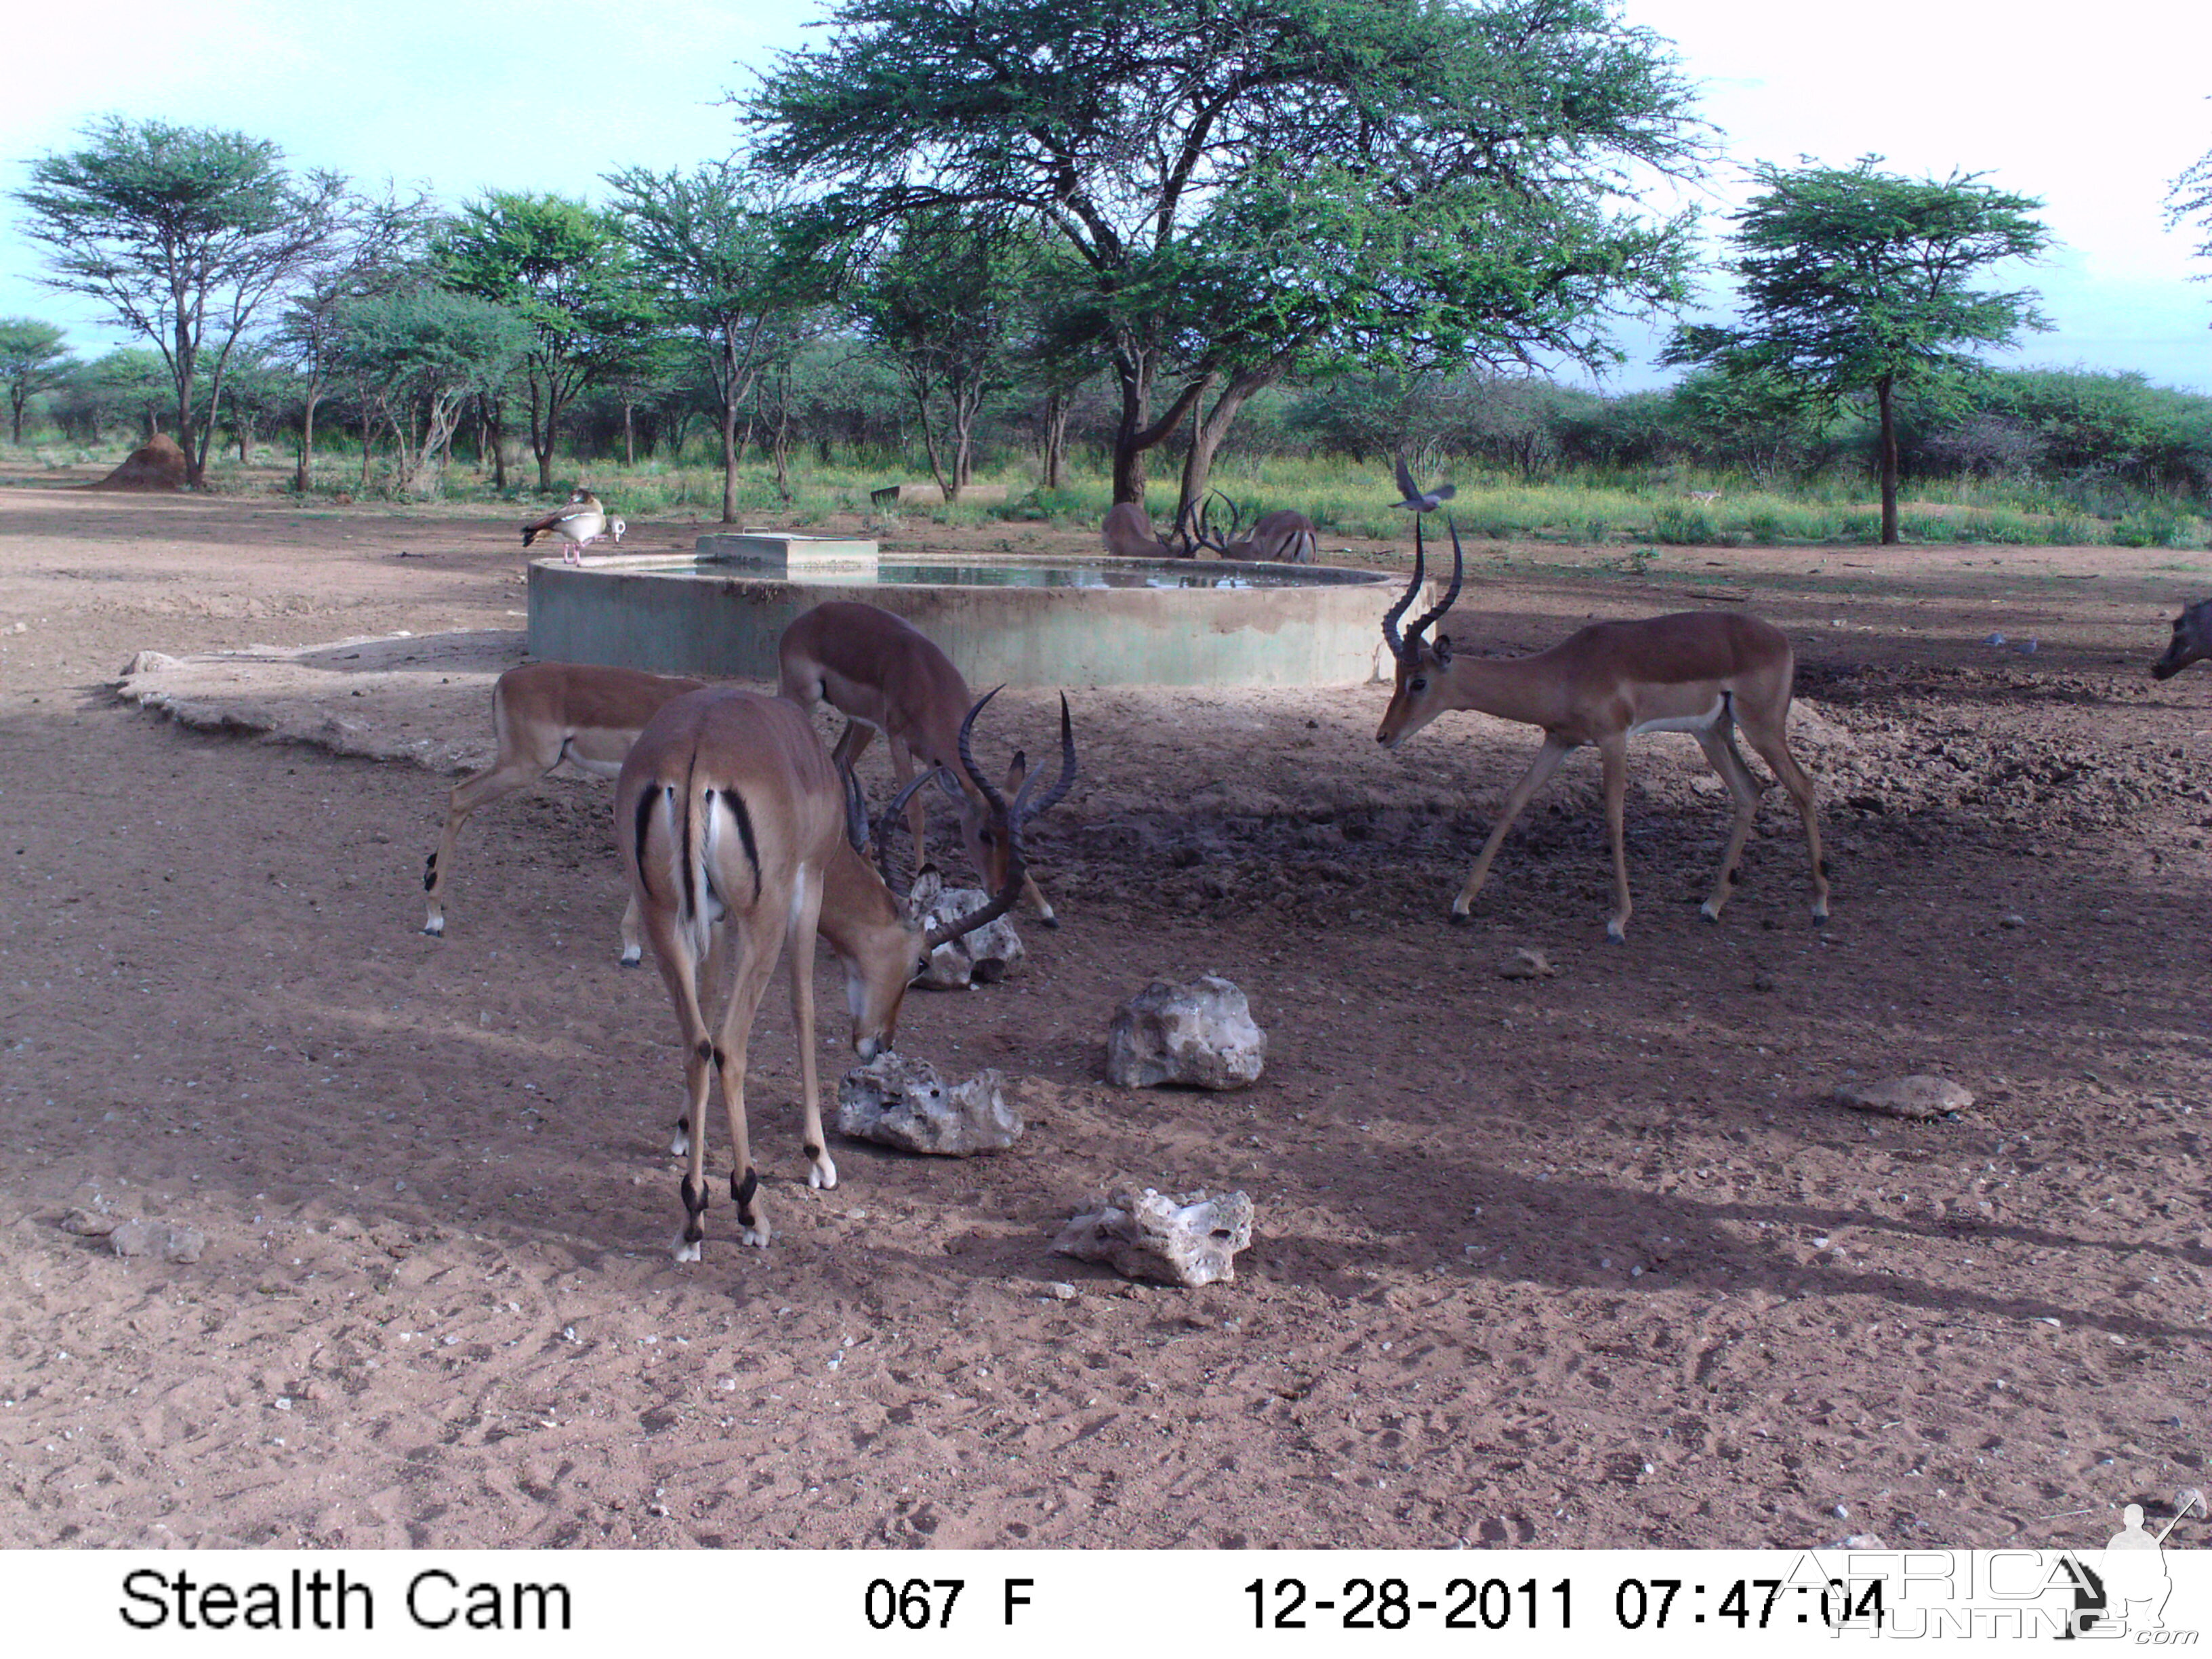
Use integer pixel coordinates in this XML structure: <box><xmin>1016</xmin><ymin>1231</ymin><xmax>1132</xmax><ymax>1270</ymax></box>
<box><xmin>1</xmin><ymin>0</ymin><xmax>2207</xmax><ymax>394</ymax></box>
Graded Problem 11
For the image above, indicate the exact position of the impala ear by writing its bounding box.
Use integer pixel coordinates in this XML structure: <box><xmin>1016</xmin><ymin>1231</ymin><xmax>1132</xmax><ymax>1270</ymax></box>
<box><xmin>1004</xmin><ymin>747</ymin><xmax>1028</xmax><ymax>796</ymax></box>
<box><xmin>1435</xmin><ymin>632</ymin><xmax>1454</xmax><ymax>665</ymax></box>
<box><xmin>909</xmin><ymin>864</ymin><xmax>945</xmax><ymax>912</ymax></box>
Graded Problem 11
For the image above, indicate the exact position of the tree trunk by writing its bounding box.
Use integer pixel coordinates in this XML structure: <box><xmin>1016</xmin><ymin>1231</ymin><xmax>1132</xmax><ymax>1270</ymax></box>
<box><xmin>1877</xmin><ymin>375</ymin><xmax>1900</xmax><ymax>546</ymax></box>
<box><xmin>719</xmin><ymin>392</ymin><xmax>739</xmax><ymax>524</ymax></box>
<box><xmin>487</xmin><ymin>398</ymin><xmax>508</xmax><ymax>492</ymax></box>
<box><xmin>1174</xmin><ymin>368</ymin><xmax>1279</xmax><ymax>526</ymax></box>
<box><xmin>1110</xmin><ymin>347</ymin><xmax>1152</xmax><ymax>504</ymax></box>
<box><xmin>1040</xmin><ymin>390</ymin><xmax>1069</xmax><ymax>489</ymax></box>
<box><xmin>9</xmin><ymin>392</ymin><xmax>24</xmax><ymax>446</ymax></box>
<box><xmin>623</xmin><ymin>401</ymin><xmax>636</xmax><ymax>468</ymax></box>
<box><xmin>295</xmin><ymin>384</ymin><xmax>323</xmax><ymax>493</ymax></box>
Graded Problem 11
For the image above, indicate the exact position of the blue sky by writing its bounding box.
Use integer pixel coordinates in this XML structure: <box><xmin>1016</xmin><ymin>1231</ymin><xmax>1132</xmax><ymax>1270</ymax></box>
<box><xmin>3</xmin><ymin>0</ymin><xmax>2208</xmax><ymax>394</ymax></box>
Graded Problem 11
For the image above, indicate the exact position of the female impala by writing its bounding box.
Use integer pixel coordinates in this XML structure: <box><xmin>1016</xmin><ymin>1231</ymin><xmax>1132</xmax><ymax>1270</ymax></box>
<box><xmin>619</xmin><ymin>684</ymin><xmax>1076</xmax><ymax>1257</ymax></box>
<box><xmin>1378</xmin><ymin>517</ymin><xmax>1828</xmax><ymax>942</ymax></box>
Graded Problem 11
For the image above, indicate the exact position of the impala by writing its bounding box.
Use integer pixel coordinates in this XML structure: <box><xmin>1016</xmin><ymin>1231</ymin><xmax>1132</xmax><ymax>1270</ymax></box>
<box><xmin>1185</xmin><ymin>493</ymin><xmax>1318</xmax><ymax>563</ymax></box>
<box><xmin>422</xmin><ymin>661</ymin><xmax>705</xmax><ymax>959</ymax></box>
<box><xmin>1103</xmin><ymin>501</ymin><xmax>1179</xmax><ymax>558</ymax></box>
<box><xmin>778</xmin><ymin>600</ymin><xmax>1069</xmax><ymax>925</ymax></box>
<box><xmin>619</xmin><ymin>685</ymin><xmax>1076</xmax><ymax>1256</ymax></box>
<box><xmin>2152</xmin><ymin>598</ymin><xmax>2212</xmax><ymax>679</ymax></box>
<box><xmin>1377</xmin><ymin>517</ymin><xmax>1828</xmax><ymax>942</ymax></box>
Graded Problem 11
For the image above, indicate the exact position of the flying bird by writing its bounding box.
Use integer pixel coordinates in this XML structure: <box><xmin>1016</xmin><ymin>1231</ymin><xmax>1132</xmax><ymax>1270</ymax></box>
<box><xmin>521</xmin><ymin>489</ymin><xmax>610</xmax><ymax>564</ymax></box>
<box><xmin>1393</xmin><ymin>455</ymin><xmax>1456</xmax><ymax>514</ymax></box>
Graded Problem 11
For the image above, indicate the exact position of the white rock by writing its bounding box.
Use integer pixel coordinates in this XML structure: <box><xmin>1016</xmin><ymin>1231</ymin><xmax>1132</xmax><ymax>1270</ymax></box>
<box><xmin>1053</xmin><ymin>1187</ymin><xmax>1254</xmax><ymax>1288</ymax></box>
<box><xmin>835</xmin><ymin>1053</ymin><xmax>1022</xmax><ymax>1155</ymax></box>
<box><xmin>1105</xmin><ymin>975</ymin><xmax>1265</xmax><ymax>1090</ymax></box>
<box><xmin>909</xmin><ymin>871</ymin><xmax>1025</xmax><ymax>989</ymax></box>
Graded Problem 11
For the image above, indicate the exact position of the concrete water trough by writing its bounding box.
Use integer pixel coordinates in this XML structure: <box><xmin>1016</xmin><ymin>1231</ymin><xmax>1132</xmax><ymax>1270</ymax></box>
<box><xmin>527</xmin><ymin>533</ymin><xmax>1402</xmax><ymax>688</ymax></box>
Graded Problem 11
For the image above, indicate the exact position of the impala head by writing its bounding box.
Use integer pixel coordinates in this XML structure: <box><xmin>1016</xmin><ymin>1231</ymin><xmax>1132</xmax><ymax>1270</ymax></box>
<box><xmin>2153</xmin><ymin>598</ymin><xmax>2212</xmax><ymax>680</ymax></box>
<box><xmin>1375</xmin><ymin>514</ymin><xmax>1465</xmax><ymax>749</ymax></box>
<box><xmin>836</xmin><ymin>689</ymin><xmax>1079</xmax><ymax>1057</ymax></box>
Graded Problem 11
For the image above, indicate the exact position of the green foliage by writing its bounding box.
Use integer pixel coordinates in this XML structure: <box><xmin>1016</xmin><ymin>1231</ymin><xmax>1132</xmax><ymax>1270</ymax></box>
<box><xmin>750</xmin><ymin>0</ymin><xmax>1709</xmax><ymax>502</ymax></box>
<box><xmin>1664</xmin><ymin>156</ymin><xmax>2051</xmax><ymax>541</ymax></box>
<box><xmin>12</xmin><ymin>117</ymin><xmax>348</xmax><ymax>481</ymax></box>
<box><xmin>0</xmin><ymin>317</ymin><xmax>77</xmax><ymax>443</ymax></box>
<box><xmin>434</xmin><ymin>191</ymin><xmax>654</xmax><ymax>487</ymax></box>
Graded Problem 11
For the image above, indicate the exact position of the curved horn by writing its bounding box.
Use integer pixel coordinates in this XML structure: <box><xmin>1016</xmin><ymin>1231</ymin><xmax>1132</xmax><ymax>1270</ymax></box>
<box><xmin>872</xmin><ymin>764</ymin><xmax>945</xmax><ymax>895</ymax></box>
<box><xmin>839</xmin><ymin>760</ymin><xmax>873</xmax><ymax>855</ymax></box>
<box><xmin>1403</xmin><ymin>514</ymin><xmax>1464</xmax><ymax>647</ymax></box>
<box><xmin>1011</xmin><ymin>693</ymin><xmax>1079</xmax><ymax>821</ymax></box>
<box><xmin>1380</xmin><ymin>514</ymin><xmax>1429</xmax><ymax>662</ymax></box>
<box><xmin>924</xmin><ymin>687</ymin><xmax>1016</xmax><ymax>948</ymax></box>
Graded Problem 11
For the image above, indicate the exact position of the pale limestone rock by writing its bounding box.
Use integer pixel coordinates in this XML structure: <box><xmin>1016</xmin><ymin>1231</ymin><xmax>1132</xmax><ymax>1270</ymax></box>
<box><xmin>836</xmin><ymin>1053</ymin><xmax>1022</xmax><ymax>1155</ymax></box>
<box><xmin>1105</xmin><ymin>975</ymin><xmax>1265</xmax><ymax>1090</ymax></box>
<box><xmin>909</xmin><ymin>870</ymin><xmax>1025</xmax><ymax>989</ymax></box>
<box><xmin>1831</xmin><ymin>1075</ymin><xmax>1973</xmax><ymax>1122</ymax></box>
<box><xmin>1053</xmin><ymin>1187</ymin><xmax>1254</xmax><ymax>1288</ymax></box>
<box><xmin>110</xmin><ymin>1218</ymin><xmax>206</xmax><ymax>1263</ymax></box>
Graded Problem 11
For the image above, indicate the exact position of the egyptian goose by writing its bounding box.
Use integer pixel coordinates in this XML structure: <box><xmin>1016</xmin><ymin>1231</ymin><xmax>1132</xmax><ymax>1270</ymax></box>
<box><xmin>521</xmin><ymin>489</ymin><xmax>609</xmax><ymax>563</ymax></box>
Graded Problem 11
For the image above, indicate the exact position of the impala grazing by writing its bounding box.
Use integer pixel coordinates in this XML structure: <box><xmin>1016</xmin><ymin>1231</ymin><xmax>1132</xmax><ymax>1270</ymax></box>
<box><xmin>1378</xmin><ymin>518</ymin><xmax>1828</xmax><ymax>942</ymax></box>
<box><xmin>778</xmin><ymin>600</ymin><xmax>1069</xmax><ymax>926</ymax></box>
<box><xmin>2152</xmin><ymin>598</ymin><xmax>2212</xmax><ymax>679</ymax></box>
<box><xmin>619</xmin><ymin>685</ymin><xmax>1076</xmax><ymax>1256</ymax></box>
<box><xmin>423</xmin><ymin>661</ymin><xmax>705</xmax><ymax>959</ymax></box>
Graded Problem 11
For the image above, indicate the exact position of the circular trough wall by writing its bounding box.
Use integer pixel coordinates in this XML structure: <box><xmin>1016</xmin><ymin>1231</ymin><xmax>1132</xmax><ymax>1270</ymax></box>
<box><xmin>527</xmin><ymin>554</ymin><xmax>1401</xmax><ymax>687</ymax></box>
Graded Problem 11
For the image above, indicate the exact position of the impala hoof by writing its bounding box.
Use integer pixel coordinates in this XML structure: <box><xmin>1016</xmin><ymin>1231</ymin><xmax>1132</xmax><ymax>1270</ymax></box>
<box><xmin>741</xmin><ymin>1223</ymin><xmax>771</xmax><ymax>1248</ymax></box>
<box><xmin>1698</xmin><ymin>902</ymin><xmax>1721</xmax><ymax>924</ymax></box>
<box><xmin>1447</xmin><ymin>908</ymin><xmax>1472</xmax><ymax>927</ymax></box>
<box><xmin>422</xmin><ymin>918</ymin><xmax>444</xmax><ymax>937</ymax></box>
<box><xmin>1605</xmin><ymin>924</ymin><xmax>1627</xmax><ymax>945</ymax></box>
<box><xmin>673</xmin><ymin>1238</ymin><xmax>701</xmax><ymax>1264</ymax></box>
<box><xmin>1812</xmin><ymin>912</ymin><xmax>1829</xmax><ymax>929</ymax></box>
<box><xmin>1038</xmin><ymin>914</ymin><xmax>1061</xmax><ymax>930</ymax></box>
<box><xmin>618</xmin><ymin>948</ymin><xmax>642</xmax><ymax>968</ymax></box>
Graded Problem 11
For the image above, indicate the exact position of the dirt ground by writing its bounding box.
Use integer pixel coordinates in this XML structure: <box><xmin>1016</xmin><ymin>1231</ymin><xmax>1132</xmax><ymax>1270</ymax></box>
<box><xmin>3</xmin><ymin>476</ymin><xmax>2211</xmax><ymax>1553</ymax></box>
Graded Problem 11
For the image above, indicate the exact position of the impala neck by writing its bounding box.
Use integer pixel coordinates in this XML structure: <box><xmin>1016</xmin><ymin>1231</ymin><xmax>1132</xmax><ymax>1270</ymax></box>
<box><xmin>1433</xmin><ymin>649</ymin><xmax>1573</xmax><ymax>729</ymax></box>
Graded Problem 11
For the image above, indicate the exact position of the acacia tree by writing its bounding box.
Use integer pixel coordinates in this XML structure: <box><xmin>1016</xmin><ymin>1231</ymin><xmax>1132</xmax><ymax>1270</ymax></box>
<box><xmin>1664</xmin><ymin>157</ymin><xmax>2051</xmax><ymax>544</ymax></box>
<box><xmin>272</xmin><ymin>184</ymin><xmax>434</xmax><ymax>491</ymax></box>
<box><xmin>749</xmin><ymin>0</ymin><xmax>1704</xmax><ymax>514</ymax></box>
<box><xmin>603</xmin><ymin>163</ymin><xmax>809</xmax><ymax>520</ymax></box>
<box><xmin>335</xmin><ymin>287</ymin><xmax>530</xmax><ymax>495</ymax></box>
<box><xmin>0</xmin><ymin>319</ymin><xmax>76</xmax><ymax>445</ymax></box>
<box><xmin>436</xmin><ymin>192</ymin><xmax>646</xmax><ymax>491</ymax></box>
<box><xmin>851</xmin><ymin>210</ymin><xmax>1031</xmax><ymax>500</ymax></box>
<box><xmin>13</xmin><ymin>117</ymin><xmax>345</xmax><ymax>485</ymax></box>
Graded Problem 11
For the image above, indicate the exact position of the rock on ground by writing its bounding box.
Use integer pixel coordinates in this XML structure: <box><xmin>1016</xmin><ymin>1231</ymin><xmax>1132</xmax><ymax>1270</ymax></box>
<box><xmin>836</xmin><ymin>1054</ymin><xmax>1023</xmax><ymax>1155</ymax></box>
<box><xmin>1105</xmin><ymin>975</ymin><xmax>1265</xmax><ymax>1090</ymax></box>
<box><xmin>1053</xmin><ymin>1187</ymin><xmax>1255</xmax><ymax>1288</ymax></box>
<box><xmin>108</xmin><ymin>1218</ymin><xmax>206</xmax><ymax>1263</ymax></box>
<box><xmin>909</xmin><ymin>872</ymin><xmax>1025</xmax><ymax>989</ymax></box>
<box><xmin>1830</xmin><ymin>1075</ymin><xmax>1974</xmax><ymax>1122</ymax></box>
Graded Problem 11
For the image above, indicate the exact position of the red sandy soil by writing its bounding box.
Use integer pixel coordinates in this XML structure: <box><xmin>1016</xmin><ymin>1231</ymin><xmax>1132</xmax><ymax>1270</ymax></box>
<box><xmin>2</xmin><ymin>477</ymin><xmax>2210</xmax><ymax>1551</ymax></box>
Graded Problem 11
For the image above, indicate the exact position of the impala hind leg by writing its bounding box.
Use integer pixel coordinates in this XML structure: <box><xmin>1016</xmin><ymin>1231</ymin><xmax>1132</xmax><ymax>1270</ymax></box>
<box><xmin>421</xmin><ymin>745</ymin><xmax>554</xmax><ymax>936</ymax></box>
<box><xmin>617</xmin><ymin>893</ymin><xmax>643</xmax><ymax>966</ymax></box>
<box><xmin>706</xmin><ymin>928</ymin><xmax>783</xmax><ymax>1249</ymax></box>
<box><xmin>1451</xmin><ymin>735</ymin><xmax>1574</xmax><ymax>924</ymax></box>
<box><xmin>641</xmin><ymin>906</ymin><xmax>731</xmax><ymax>1261</ymax></box>
<box><xmin>1598</xmin><ymin>735</ymin><xmax>1635</xmax><ymax>943</ymax></box>
<box><xmin>783</xmin><ymin>876</ymin><xmax>837</xmax><ymax>1193</ymax></box>
<box><xmin>1735</xmin><ymin>710</ymin><xmax>1830</xmax><ymax>926</ymax></box>
<box><xmin>1694</xmin><ymin>722</ymin><xmax>1765</xmax><ymax>924</ymax></box>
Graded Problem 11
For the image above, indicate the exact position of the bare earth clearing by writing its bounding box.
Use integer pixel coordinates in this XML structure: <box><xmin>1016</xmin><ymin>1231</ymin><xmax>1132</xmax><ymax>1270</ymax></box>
<box><xmin>2</xmin><ymin>478</ymin><xmax>2209</xmax><ymax>1551</ymax></box>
